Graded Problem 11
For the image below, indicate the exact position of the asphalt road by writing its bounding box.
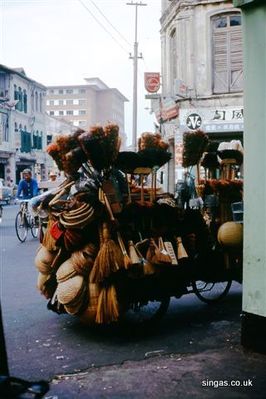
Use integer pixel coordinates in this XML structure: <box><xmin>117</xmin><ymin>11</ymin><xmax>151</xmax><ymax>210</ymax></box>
<box><xmin>0</xmin><ymin>205</ymin><xmax>242</xmax><ymax>383</ymax></box>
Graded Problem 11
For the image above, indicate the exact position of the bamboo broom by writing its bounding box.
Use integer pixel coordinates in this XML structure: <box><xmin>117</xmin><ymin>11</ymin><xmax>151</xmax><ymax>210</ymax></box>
<box><xmin>89</xmin><ymin>223</ymin><xmax>124</xmax><ymax>283</ymax></box>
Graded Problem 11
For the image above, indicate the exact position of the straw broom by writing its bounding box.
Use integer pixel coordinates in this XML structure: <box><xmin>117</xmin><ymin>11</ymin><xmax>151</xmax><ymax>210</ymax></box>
<box><xmin>95</xmin><ymin>285</ymin><xmax>119</xmax><ymax>324</ymax></box>
<box><xmin>89</xmin><ymin>222</ymin><xmax>124</xmax><ymax>283</ymax></box>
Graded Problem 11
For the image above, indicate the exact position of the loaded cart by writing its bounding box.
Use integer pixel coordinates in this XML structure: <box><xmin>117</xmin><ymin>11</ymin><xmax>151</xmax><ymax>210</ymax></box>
<box><xmin>30</xmin><ymin>124</ymin><xmax>243</xmax><ymax>325</ymax></box>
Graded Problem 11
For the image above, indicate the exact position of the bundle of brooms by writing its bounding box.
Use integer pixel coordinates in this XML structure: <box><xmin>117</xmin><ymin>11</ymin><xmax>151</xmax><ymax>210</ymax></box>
<box><xmin>96</xmin><ymin>285</ymin><xmax>120</xmax><ymax>324</ymax></box>
<box><xmin>89</xmin><ymin>222</ymin><xmax>124</xmax><ymax>283</ymax></box>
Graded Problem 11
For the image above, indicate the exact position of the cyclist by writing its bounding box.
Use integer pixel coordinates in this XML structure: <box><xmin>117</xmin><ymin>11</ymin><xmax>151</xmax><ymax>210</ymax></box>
<box><xmin>16</xmin><ymin>169</ymin><xmax>39</xmax><ymax>200</ymax></box>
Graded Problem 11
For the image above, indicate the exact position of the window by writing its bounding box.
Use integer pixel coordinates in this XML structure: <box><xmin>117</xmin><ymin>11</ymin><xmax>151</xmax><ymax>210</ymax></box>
<box><xmin>59</xmin><ymin>110</ymin><xmax>64</xmax><ymax>116</ymax></box>
<box><xmin>79</xmin><ymin>89</ymin><xmax>86</xmax><ymax>94</ymax></box>
<box><xmin>23</xmin><ymin>89</ymin><xmax>27</xmax><ymax>113</ymax></box>
<box><xmin>212</xmin><ymin>13</ymin><xmax>243</xmax><ymax>93</ymax></box>
<box><xmin>79</xmin><ymin>110</ymin><xmax>86</xmax><ymax>115</ymax></box>
<box><xmin>59</xmin><ymin>100</ymin><xmax>64</xmax><ymax>106</ymax></box>
<box><xmin>49</xmin><ymin>100</ymin><xmax>54</xmax><ymax>106</ymax></box>
<box><xmin>78</xmin><ymin>120</ymin><xmax>87</xmax><ymax>127</ymax></box>
<box><xmin>39</xmin><ymin>93</ymin><xmax>42</xmax><ymax>112</ymax></box>
<box><xmin>49</xmin><ymin>89</ymin><xmax>54</xmax><ymax>94</ymax></box>
<box><xmin>15</xmin><ymin>87</ymin><xmax>23</xmax><ymax>111</ymax></box>
<box><xmin>35</xmin><ymin>91</ymin><xmax>38</xmax><ymax>112</ymax></box>
<box><xmin>66</xmin><ymin>89</ymin><xmax>73</xmax><ymax>94</ymax></box>
<box><xmin>58</xmin><ymin>89</ymin><xmax>64</xmax><ymax>94</ymax></box>
<box><xmin>66</xmin><ymin>110</ymin><xmax>73</xmax><ymax>115</ymax></box>
<box><xmin>169</xmin><ymin>29</ymin><xmax>177</xmax><ymax>84</ymax></box>
<box><xmin>78</xmin><ymin>99</ymin><xmax>86</xmax><ymax>106</ymax></box>
<box><xmin>66</xmin><ymin>99</ymin><xmax>73</xmax><ymax>105</ymax></box>
<box><xmin>50</xmin><ymin>111</ymin><xmax>54</xmax><ymax>116</ymax></box>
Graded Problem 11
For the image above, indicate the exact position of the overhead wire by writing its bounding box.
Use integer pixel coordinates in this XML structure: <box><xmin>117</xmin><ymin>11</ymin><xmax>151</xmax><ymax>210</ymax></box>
<box><xmin>77</xmin><ymin>0</ymin><xmax>130</xmax><ymax>55</ymax></box>
<box><xmin>88</xmin><ymin>0</ymin><xmax>131</xmax><ymax>47</ymax></box>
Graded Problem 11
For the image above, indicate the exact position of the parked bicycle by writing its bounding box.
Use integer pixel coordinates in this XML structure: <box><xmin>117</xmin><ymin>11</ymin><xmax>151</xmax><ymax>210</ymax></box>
<box><xmin>15</xmin><ymin>200</ymin><xmax>39</xmax><ymax>242</ymax></box>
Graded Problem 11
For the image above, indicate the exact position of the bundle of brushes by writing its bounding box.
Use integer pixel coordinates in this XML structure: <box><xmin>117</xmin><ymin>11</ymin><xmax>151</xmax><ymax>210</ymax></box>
<box><xmin>182</xmin><ymin>129</ymin><xmax>209</xmax><ymax>167</ymax></box>
<box><xmin>78</xmin><ymin>123</ymin><xmax>121</xmax><ymax>173</ymax></box>
<box><xmin>46</xmin><ymin>129</ymin><xmax>86</xmax><ymax>176</ymax></box>
<box><xmin>138</xmin><ymin>132</ymin><xmax>169</xmax><ymax>151</ymax></box>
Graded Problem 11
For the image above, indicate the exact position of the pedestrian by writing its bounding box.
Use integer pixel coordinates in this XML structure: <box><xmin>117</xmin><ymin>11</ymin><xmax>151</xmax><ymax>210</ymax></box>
<box><xmin>49</xmin><ymin>171</ymin><xmax>57</xmax><ymax>182</ymax></box>
<box><xmin>16</xmin><ymin>169</ymin><xmax>39</xmax><ymax>200</ymax></box>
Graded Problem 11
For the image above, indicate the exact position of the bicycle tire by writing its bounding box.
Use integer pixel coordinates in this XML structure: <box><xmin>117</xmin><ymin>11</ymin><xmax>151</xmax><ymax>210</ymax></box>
<box><xmin>192</xmin><ymin>280</ymin><xmax>232</xmax><ymax>304</ymax></box>
<box><xmin>15</xmin><ymin>211</ymin><xmax>28</xmax><ymax>242</ymax></box>
<box><xmin>30</xmin><ymin>217</ymin><xmax>39</xmax><ymax>239</ymax></box>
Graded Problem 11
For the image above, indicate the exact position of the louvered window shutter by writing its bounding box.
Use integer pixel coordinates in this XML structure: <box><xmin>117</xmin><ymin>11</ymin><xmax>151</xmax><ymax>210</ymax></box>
<box><xmin>213</xmin><ymin>29</ymin><xmax>229</xmax><ymax>93</ymax></box>
<box><xmin>212</xmin><ymin>14</ymin><xmax>243</xmax><ymax>94</ymax></box>
<box><xmin>229</xmin><ymin>27</ymin><xmax>243</xmax><ymax>91</ymax></box>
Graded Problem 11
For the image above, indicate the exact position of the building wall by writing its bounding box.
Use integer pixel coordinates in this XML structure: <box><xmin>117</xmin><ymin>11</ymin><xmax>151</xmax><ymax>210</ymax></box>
<box><xmin>46</xmin><ymin>79</ymin><xmax>128</xmax><ymax>149</ymax></box>
<box><xmin>159</xmin><ymin>0</ymin><xmax>244</xmax><ymax>190</ymax></box>
<box><xmin>0</xmin><ymin>65</ymin><xmax>47</xmax><ymax>184</ymax></box>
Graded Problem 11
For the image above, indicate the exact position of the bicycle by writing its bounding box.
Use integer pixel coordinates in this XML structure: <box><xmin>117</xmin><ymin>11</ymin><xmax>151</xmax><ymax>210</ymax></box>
<box><xmin>15</xmin><ymin>200</ymin><xmax>39</xmax><ymax>242</ymax></box>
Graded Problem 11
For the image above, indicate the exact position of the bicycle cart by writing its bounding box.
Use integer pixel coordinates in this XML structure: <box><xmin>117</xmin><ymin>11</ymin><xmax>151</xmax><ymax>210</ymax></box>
<box><xmin>31</xmin><ymin>125</ymin><xmax>243</xmax><ymax>325</ymax></box>
<box><xmin>15</xmin><ymin>200</ymin><xmax>39</xmax><ymax>242</ymax></box>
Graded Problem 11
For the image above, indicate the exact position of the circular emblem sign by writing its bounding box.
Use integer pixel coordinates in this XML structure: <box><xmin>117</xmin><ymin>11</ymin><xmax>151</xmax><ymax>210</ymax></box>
<box><xmin>144</xmin><ymin>73</ymin><xmax>160</xmax><ymax>93</ymax></box>
<box><xmin>186</xmin><ymin>113</ymin><xmax>202</xmax><ymax>130</ymax></box>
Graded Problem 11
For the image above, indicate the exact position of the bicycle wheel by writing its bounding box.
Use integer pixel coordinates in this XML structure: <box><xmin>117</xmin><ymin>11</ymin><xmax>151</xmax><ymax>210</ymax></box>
<box><xmin>122</xmin><ymin>297</ymin><xmax>170</xmax><ymax>324</ymax></box>
<box><xmin>30</xmin><ymin>216</ymin><xmax>39</xmax><ymax>239</ymax></box>
<box><xmin>192</xmin><ymin>280</ymin><xmax>232</xmax><ymax>304</ymax></box>
<box><xmin>15</xmin><ymin>211</ymin><xmax>28</xmax><ymax>242</ymax></box>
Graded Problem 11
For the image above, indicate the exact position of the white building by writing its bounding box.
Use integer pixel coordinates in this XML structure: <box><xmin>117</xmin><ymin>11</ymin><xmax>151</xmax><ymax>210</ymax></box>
<box><xmin>158</xmin><ymin>0</ymin><xmax>243</xmax><ymax>192</ymax></box>
<box><xmin>0</xmin><ymin>64</ymin><xmax>47</xmax><ymax>183</ymax></box>
<box><xmin>46</xmin><ymin>78</ymin><xmax>128</xmax><ymax>149</ymax></box>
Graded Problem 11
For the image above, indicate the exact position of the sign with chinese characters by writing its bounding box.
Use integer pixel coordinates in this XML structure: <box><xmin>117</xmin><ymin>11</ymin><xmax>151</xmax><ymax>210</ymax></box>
<box><xmin>179</xmin><ymin>107</ymin><xmax>244</xmax><ymax>133</ymax></box>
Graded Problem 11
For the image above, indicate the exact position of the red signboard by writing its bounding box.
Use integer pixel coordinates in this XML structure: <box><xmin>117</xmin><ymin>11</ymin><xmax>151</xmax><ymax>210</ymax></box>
<box><xmin>144</xmin><ymin>72</ymin><xmax>160</xmax><ymax>93</ymax></box>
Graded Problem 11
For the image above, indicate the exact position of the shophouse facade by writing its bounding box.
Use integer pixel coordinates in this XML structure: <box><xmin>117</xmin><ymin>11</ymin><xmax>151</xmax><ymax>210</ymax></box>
<box><xmin>158</xmin><ymin>0</ymin><xmax>243</xmax><ymax>192</ymax></box>
<box><xmin>0</xmin><ymin>64</ymin><xmax>48</xmax><ymax>184</ymax></box>
<box><xmin>46</xmin><ymin>78</ymin><xmax>128</xmax><ymax>149</ymax></box>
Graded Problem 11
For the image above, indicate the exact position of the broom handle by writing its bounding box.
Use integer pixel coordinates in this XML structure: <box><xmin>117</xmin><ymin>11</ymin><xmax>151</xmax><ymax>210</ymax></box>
<box><xmin>140</xmin><ymin>175</ymin><xmax>144</xmax><ymax>204</ymax></box>
<box><xmin>48</xmin><ymin>181</ymin><xmax>75</xmax><ymax>206</ymax></box>
<box><xmin>126</xmin><ymin>174</ymin><xmax>132</xmax><ymax>204</ymax></box>
<box><xmin>154</xmin><ymin>172</ymin><xmax>157</xmax><ymax>201</ymax></box>
<box><xmin>103</xmin><ymin>193</ymin><xmax>115</xmax><ymax>222</ymax></box>
<box><xmin>117</xmin><ymin>232</ymin><xmax>127</xmax><ymax>255</ymax></box>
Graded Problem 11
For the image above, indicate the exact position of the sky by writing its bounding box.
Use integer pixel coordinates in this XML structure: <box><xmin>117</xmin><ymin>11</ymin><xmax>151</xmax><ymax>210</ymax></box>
<box><xmin>0</xmin><ymin>0</ymin><xmax>162</xmax><ymax>146</ymax></box>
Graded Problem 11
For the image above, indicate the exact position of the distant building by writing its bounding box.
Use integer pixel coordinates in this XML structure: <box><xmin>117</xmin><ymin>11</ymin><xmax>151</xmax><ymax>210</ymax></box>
<box><xmin>46</xmin><ymin>78</ymin><xmax>128</xmax><ymax>149</ymax></box>
<box><xmin>157</xmin><ymin>0</ymin><xmax>243</xmax><ymax>192</ymax></box>
<box><xmin>0</xmin><ymin>64</ymin><xmax>48</xmax><ymax>183</ymax></box>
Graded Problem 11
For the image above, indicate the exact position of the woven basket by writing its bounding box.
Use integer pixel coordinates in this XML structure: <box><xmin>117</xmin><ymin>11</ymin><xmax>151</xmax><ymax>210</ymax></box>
<box><xmin>37</xmin><ymin>272</ymin><xmax>50</xmax><ymax>294</ymax></box>
<box><xmin>35</xmin><ymin>246</ymin><xmax>57</xmax><ymax>274</ymax></box>
<box><xmin>71</xmin><ymin>243</ymin><xmax>97</xmax><ymax>276</ymax></box>
<box><xmin>79</xmin><ymin>283</ymin><xmax>101</xmax><ymax>325</ymax></box>
<box><xmin>57</xmin><ymin>275</ymin><xmax>84</xmax><ymax>305</ymax></box>
<box><xmin>59</xmin><ymin>204</ymin><xmax>95</xmax><ymax>229</ymax></box>
<box><xmin>64</xmin><ymin>283</ymin><xmax>87</xmax><ymax>315</ymax></box>
<box><xmin>217</xmin><ymin>222</ymin><xmax>243</xmax><ymax>248</ymax></box>
<box><xmin>56</xmin><ymin>258</ymin><xmax>77</xmax><ymax>283</ymax></box>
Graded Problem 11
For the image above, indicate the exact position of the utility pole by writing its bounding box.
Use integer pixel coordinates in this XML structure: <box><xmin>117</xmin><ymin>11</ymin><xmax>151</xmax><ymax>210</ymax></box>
<box><xmin>127</xmin><ymin>1</ymin><xmax>147</xmax><ymax>151</ymax></box>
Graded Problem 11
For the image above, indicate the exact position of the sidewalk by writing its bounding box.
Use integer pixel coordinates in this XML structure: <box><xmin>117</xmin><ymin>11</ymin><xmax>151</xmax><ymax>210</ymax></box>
<box><xmin>45</xmin><ymin>318</ymin><xmax>266</xmax><ymax>399</ymax></box>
